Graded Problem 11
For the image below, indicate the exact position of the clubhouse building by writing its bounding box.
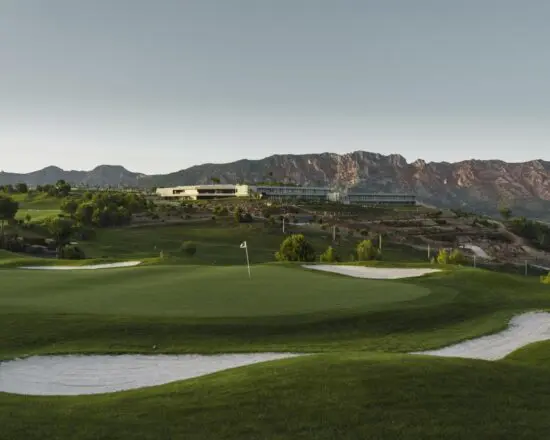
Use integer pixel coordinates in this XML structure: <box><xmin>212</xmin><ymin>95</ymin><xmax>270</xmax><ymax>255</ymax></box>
<box><xmin>156</xmin><ymin>184</ymin><xmax>416</xmax><ymax>206</ymax></box>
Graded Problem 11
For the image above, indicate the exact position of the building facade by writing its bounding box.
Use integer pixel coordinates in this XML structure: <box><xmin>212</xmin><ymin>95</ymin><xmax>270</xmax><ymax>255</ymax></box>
<box><xmin>156</xmin><ymin>184</ymin><xmax>416</xmax><ymax>205</ymax></box>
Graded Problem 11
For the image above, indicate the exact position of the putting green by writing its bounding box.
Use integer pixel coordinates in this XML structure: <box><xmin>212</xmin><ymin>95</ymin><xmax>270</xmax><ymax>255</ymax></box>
<box><xmin>0</xmin><ymin>265</ymin><xmax>430</xmax><ymax>318</ymax></box>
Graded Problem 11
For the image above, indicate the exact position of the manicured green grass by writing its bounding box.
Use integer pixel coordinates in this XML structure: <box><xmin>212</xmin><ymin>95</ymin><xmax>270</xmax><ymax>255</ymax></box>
<box><xmin>15</xmin><ymin>208</ymin><xmax>60</xmax><ymax>222</ymax></box>
<box><xmin>0</xmin><ymin>265</ymin><xmax>430</xmax><ymax>318</ymax></box>
<box><xmin>4</xmin><ymin>353</ymin><xmax>550</xmax><ymax>439</ymax></box>
<box><xmin>505</xmin><ymin>340</ymin><xmax>550</xmax><ymax>366</ymax></box>
<box><xmin>11</xmin><ymin>192</ymin><xmax>62</xmax><ymax>210</ymax></box>
<box><xmin>0</xmin><ymin>265</ymin><xmax>548</xmax><ymax>359</ymax></box>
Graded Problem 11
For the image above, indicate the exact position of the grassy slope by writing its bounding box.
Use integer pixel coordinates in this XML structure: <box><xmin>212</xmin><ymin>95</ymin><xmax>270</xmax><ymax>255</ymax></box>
<box><xmin>3</xmin><ymin>217</ymin><xmax>550</xmax><ymax>439</ymax></box>
<box><xmin>1</xmin><ymin>266</ymin><xmax>548</xmax><ymax>358</ymax></box>
<box><xmin>12</xmin><ymin>193</ymin><xmax>61</xmax><ymax>222</ymax></box>
<box><xmin>3</xmin><ymin>354</ymin><xmax>550</xmax><ymax>439</ymax></box>
<box><xmin>81</xmin><ymin>221</ymin><xmax>428</xmax><ymax>264</ymax></box>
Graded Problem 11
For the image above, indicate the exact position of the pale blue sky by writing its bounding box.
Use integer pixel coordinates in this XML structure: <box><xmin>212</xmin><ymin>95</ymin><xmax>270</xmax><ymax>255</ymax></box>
<box><xmin>1</xmin><ymin>0</ymin><xmax>549</xmax><ymax>173</ymax></box>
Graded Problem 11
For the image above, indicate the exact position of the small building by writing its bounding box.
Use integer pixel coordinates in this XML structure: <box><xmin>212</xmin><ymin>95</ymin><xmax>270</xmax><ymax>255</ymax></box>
<box><xmin>156</xmin><ymin>185</ymin><xmax>238</xmax><ymax>200</ymax></box>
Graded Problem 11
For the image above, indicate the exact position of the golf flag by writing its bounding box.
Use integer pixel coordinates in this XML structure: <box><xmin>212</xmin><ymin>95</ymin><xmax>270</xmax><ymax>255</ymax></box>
<box><xmin>240</xmin><ymin>241</ymin><xmax>251</xmax><ymax>278</ymax></box>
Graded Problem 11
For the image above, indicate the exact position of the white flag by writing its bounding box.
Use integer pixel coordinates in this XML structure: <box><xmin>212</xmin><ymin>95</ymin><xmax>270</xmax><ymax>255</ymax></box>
<box><xmin>240</xmin><ymin>241</ymin><xmax>247</xmax><ymax>249</ymax></box>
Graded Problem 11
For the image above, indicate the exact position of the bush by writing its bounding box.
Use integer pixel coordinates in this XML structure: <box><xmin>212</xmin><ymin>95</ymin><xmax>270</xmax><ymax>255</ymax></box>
<box><xmin>436</xmin><ymin>248</ymin><xmax>465</xmax><ymax>265</ymax></box>
<box><xmin>180</xmin><ymin>241</ymin><xmax>197</xmax><ymax>258</ymax></box>
<box><xmin>320</xmin><ymin>246</ymin><xmax>338</xmax><ymax>263</ymax></box>
<box><xmin>436</xmin><ymin>249</ymin><xmax>449</xmax><ymax>264</ymax></box>
<box><xmin>356</xmin><ymin>239</ymin><xmax>380</xmax><ymax>261</ymax></box>
<box><xmin>541</xmin><ymin>272</ymin><xmax>550</xmax><ymax>284</ymax></box>
<box><xmin>275</xmin><ymin>234</ymin><xmax>316</xmax><ymax>262</ymax></box>
<box><xmin>449</xmin><ymin>249</ymin><xmax>466</xmax><ymax>264</ymax></box>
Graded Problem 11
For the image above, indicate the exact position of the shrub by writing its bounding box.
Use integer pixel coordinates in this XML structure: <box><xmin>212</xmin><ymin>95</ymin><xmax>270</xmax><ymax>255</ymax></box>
<box><xmin>320</xmin><ymin>246</ymin><xmax>338</xmax><ymax>263</ymax></box>
<box><xmin>180</xmin><ymin>241</ymin><xmax>197</xmax><ymax>258</ymax></box>
<box><xmin>275</xmin><ymin>234</ymin><xmax>316</xmax><ymax>262</ymax></box>
<box><xmin>436</xmin><ymin>248</ymin><xmax>465</xmax><ymax>265</ymax></box>
<box><xmin>436</xmin><ymin>249</ymin><xmax>449</xmax><ymax>264</ymax></box>
<box><xmin>356</xmin><ymin>239</ymin><xmax>380</xmax><ymax>261</ymax></box>
<box><xmin>541</xmin><ymin>272</ymin><xmax>550</xmax><ymax>284</ymax></box>
<box><xmin>449</xmin><ymin>249</ymin><xmax>466</xmax><ymax>264</ymax></box>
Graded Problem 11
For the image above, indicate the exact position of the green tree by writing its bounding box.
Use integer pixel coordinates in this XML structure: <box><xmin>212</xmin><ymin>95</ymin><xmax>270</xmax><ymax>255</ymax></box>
<box><xmin>356</xmin><ymin>239</ymin><xmax>379</xmax><ymax>261</ymax></box>
<box><xmin>45</xmin><ymin>217</ymin><xmax>75</xmax><ymax>258</ymax></box>
<box><xmin>211</xmin><ymin>177</ymin><xmax>221</xmax><ymax>184</ymax></box>
<box><xmin>180</xmin><ymin>241</ymin><xmax>197</xmax><ymax>258</ymax></box>
<box><xmin>60</xmin><ymin>198</ymin><xmax>79</xmax><ymax>216</ymax></box>
<box><xmin>275</xmin><ymin>234</ymin><xmax>316</xmax><ymax>262</ymax></box>
<box><xmin>320</xmin><ymin>246</ymin><xmax>338</xmax><ymax>263</ymax></box>
<box><xmin>499</xmin><ymin>206</ymin><xmax>512</xmax><ymax>220</ymax></box>
<box><xmin>55</xmin><ymin>179</ymin><xmax>71</xmax><ymax>197</ymax></box>
<box><xmin>0</xmin><ymin>195</ymin><xmax>19</xmax><ymax>245</ymax></box>
<box><xmin>15</xmin><ymin>182</ymin><xmax>28</xmax><ymax>193</ymax></box>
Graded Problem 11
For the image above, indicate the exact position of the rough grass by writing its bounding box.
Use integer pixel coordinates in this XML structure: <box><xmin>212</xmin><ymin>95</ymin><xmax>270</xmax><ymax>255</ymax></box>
<box><xmin>81</xmin><ymin>222</ymin><xmax>429</xmax><ymax>264</ymax></box>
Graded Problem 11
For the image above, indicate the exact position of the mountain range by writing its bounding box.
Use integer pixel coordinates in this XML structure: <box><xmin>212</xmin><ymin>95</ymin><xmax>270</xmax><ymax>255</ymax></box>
<box><xmin>2</xmin><ymin>151</ymin><xmax>550</xmax><ymax>220</ymax></box>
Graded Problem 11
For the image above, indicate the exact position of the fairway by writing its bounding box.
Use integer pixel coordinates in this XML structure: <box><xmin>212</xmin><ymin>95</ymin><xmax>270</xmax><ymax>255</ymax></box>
<box><xmin>0</xmin><ymin>265</ymin><xmax>430</xmax><ymax>318</ymax></box>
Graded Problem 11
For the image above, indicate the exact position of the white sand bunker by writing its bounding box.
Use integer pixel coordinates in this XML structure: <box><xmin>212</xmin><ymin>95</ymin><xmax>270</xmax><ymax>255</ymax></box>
<box><xmin>20</xmin><ymin>261</ymin><xmax>141</xmax><ymax>270</ymax></box>
<box><xmin>303</xmin><ymin>265</ymin><xmax>440</xmax><ymax>279</ymax></box>
<box><xmin>0</xmin><ymin>353</ymin><xmax>300</xmax><ymax>396</ymax></box>
<box><xmin>413</xmin><ymin>312</ymin><xmax>550</xmax><ymax>361</ymax></box>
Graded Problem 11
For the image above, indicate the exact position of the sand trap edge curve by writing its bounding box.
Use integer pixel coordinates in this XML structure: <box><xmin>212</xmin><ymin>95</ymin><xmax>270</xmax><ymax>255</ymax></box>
<box><xmin>412</xmin><ymin>311</ymin><xmax>550</xmax><ymax>361</ymax></box>
<box><xmin>0</xmin><ymin>353</ymin><xmax>303</xmax><ymax>396</ymax></box>
<box><xmin>19</xmin><ymin>261</ymin><xmax>142</xmax><ymax>270</ymax></box>
<box><xmin>302</xmin><ymin>265</ymin><xmax>440</xmax><ymax>279</ymax></box>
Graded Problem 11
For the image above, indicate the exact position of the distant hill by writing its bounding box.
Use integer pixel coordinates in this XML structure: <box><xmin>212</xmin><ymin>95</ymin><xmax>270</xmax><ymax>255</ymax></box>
<box><xmin>2</xmin><ymin>151</ymin><xmax>550</xmax><ymax>219</ymax></box>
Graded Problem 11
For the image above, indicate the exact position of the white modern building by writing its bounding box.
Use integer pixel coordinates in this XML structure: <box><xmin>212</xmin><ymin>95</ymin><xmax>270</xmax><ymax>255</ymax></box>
<box><xmin>156</xmin><ymin>184</ymin><xmax>239</xmax><ymax>200</ymax></box>
<box><xmin>156</xmin><ymin>184</ymin><xmax>416</xmax><ymax>205</ymax></box>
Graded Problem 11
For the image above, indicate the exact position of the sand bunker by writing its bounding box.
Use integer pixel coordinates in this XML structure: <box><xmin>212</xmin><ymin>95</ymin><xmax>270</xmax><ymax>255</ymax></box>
<box><xmin>0</xmin><ymin>353</ymin><xmax>300</xmax><ymax>396</ymax></box>
<box><xmin>302</xmin><ymin>265</ymin><xmax>440</xmax><ymax>279</ymax></box>
<box><xmin>20</xmin><ymin>261</ymin><xmax>141</xmax><ymax>270</ymax></box>
<box><xmin>413</xmin><ymin>312</ymin><xmax>550</xmax><ymax>361</ymax></box>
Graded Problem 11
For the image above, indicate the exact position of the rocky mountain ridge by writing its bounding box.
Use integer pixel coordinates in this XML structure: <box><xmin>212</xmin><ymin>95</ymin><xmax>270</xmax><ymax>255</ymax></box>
<box><xmin>2</xmin><ymin>152</ymin><xmax>550</xmax><ymax>219</ymax></box>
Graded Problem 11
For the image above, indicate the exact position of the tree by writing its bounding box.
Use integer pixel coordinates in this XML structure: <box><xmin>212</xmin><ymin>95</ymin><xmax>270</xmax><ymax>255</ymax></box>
<box><xmin>15</xmin><ymin>182</ymin><xmax>28</xmax><ymax>193</ymax></box>
<box><xmin>180</xmin><ymin>241</ymin><xmax>197</xmax><ymax>258</ymax></box>
<box><xmin>45</xmin><ymin>217</ymin><xmax>75</xmax><ymax>258</ymax></box>
<box><xmin>275</xmin><ymin>234</ymin><xmax>316</xmax><ymax>262</ymax></box>
<box><xmin>55</xmin><ymin>179</ymin><xmax>71</xmax><ymax>197</ymax></box>
<box><xmin>0</xmin><ymin>195</ymin><xmax>19</xmax><ymax>245</ymax></box>
<box><xmin>60</xmin><ymin>198</ymin><xmax>79</xmax><ymax>216</ymax></box>
<box><xmin>356</xmin><ymin>239</ymin><xmax>379</xmax><ymax>261</ymax></box>
<box><xmin>499</xmin><ymin>206</ymin><xmax>512</xmax><ymax>220</ymax></box>
<box><xmin>320</xmin><ymin>246</ymin><xmax>338</xmax><ymax>263</ymax></box>
<box><xmin>210</xmin><ymin>177</ymin><xmax>221</xmax><ymax>184</ymax></box>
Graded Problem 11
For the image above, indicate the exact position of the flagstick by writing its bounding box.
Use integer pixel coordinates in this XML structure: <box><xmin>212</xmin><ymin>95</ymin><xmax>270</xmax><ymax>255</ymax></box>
<box><xmin>245</xmin><ymin>245</ymin><xmax>251</xmax><ymax>279</ymax></box>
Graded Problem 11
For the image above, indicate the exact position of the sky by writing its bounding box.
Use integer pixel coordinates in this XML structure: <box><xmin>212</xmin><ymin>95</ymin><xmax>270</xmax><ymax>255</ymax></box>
<box><xmin>1</xmin><ymin>0</ymin><xmax>549</xmax><ymax>174</ymax></box>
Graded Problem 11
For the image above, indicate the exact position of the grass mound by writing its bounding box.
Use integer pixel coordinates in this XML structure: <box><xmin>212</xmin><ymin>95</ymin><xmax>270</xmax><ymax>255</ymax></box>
<box><xmin>3</xmin><ymin>353</ymin><xmax>550</xmax><ymax>439</ymax></box>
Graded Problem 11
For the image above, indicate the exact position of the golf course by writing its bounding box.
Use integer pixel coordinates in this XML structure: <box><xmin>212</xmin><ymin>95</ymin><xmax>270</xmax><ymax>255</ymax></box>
<box><xmin>2</xmin><ymin>192</ymin><xmax>550</xmax><ymax>439</ymax></box>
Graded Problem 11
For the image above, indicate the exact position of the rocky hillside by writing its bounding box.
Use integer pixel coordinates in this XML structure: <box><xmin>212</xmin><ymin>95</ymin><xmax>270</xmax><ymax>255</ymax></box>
<box><xmin>2</xmin><ymin>152</ymin><xmax>550</xmax><ymax>219</ymax></box>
